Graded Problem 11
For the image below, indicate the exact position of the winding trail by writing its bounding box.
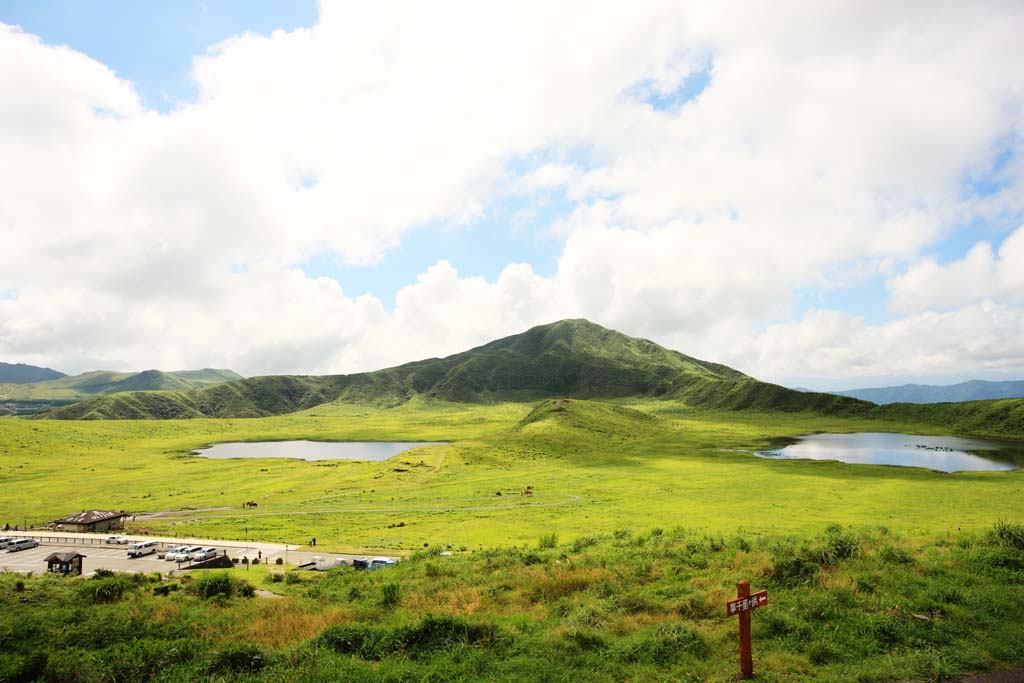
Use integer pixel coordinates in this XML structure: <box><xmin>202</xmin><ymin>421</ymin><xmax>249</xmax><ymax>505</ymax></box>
<box><xmin>137</xmin><ymin>493</ymin><xmax>583</xmax><ymax>523</ymax></box>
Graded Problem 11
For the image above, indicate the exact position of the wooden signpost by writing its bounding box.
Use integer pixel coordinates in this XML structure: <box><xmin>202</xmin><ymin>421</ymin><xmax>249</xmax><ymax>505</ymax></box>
<box><xmin>726</xmin><ymin>580</ymin><xmax>768</xmax><ymax>679</ymax></box>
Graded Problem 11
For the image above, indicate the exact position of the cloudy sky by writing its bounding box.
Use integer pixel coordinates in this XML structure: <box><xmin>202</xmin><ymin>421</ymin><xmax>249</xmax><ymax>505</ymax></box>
<box><xmin>1</xmin><ymin>1</ymin><xmax>1023</xmax><ymax>390</ymax></box>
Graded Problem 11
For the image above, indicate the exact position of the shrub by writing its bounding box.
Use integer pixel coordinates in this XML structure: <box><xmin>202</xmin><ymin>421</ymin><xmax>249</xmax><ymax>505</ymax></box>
<box><xmin>809</xmin><ymin>525</ymin><xmax>861</xmax><ymax>565</ymax></box>
<box><xmin>189</xmin><ymin>572</ymin><xmax>255</xmax><ymax>599</ymax></box>
<box><xmin>570</xmin><ymin>536</ymin><xmax>598</xmax><ymax>553</ymax></box>
<box><xmin>381</xmin><ymin>582</ymin><xmax>402</xmax><ymax>609</ymax></box>
<box><xmin>284</xmin><ymin>572</ymin><xmax>301</xmax><ymax>585</ymax></box>
<box><xmin>770</xmin><ymin>554</ymin><xmax>818</xmax><ymax>585</ymax></box>
<box><xmin>275</xmin><ymin>557</ymin><xmax>284</xmax><ymax>565</ymax></box>
<box><xmin>78</xmin><ymin>575</ymin><xmax>133</xmax><ymax>604</ymax></box>
<box><xmin>538</xmin><ymin>531</ymin><xmax>559</xmax><ymax>549</ymax></box>
<box><xmin>878</xmin><ymin>545</ymin><xmax>913</xmax><ymax>564</ymax></box>
<box><xmin>208</xmin><ymin>644</ymin><xmax>268</xmax><ymax>674</ymax></box>
<box><xmin>315</xmin><ymin>615</ymin><xmax>505</xmax><ymax>660</ymax></box>
<box><xmin>987</xmin><ymin>521</ymin><xmax>1024</xmax><ymax>550</ymax></box>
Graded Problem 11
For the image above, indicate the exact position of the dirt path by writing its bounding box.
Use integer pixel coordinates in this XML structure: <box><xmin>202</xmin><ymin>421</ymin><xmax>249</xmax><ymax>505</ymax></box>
<box><xmin>139</xmin><ymin>493</ymin><xmax>583</xmax><ymax>523</ymax></box>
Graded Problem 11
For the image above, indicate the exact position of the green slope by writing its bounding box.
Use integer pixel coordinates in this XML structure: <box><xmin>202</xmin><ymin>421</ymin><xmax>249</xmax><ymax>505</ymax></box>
<box><xmin>2</xmin><ymin>368</ymin><xmax>243</xmax><ymax>402</ymax></box>
<box><xmin>0</xmin><ymin>362</ymin><xmax>65</xmax><ymax>384</ymax></box>
<box><xmin>42</xmin><ymin>319</ymin><xmax>873</xmax><ymax>420</ymax></box>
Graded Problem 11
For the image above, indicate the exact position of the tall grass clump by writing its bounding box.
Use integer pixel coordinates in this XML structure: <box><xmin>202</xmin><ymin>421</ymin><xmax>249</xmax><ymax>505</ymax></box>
<box><xmin>986</xmin><ymin>521</ymin><xmax>1024</xmax><ymax>550</ymax></box>
<box><xmin>381</xmin><ymin>582</ymin><xmax>402</xmax><ymax>609</ymax></box>
<box><xmin>188</xmin><ymin>572</ymin><xmax>255</xmax><ymax>599</ymax></box>
<box><xmin>538</xmin><ymin>531</ymin><xmax>559</xmax><ymax>549</ymax></box>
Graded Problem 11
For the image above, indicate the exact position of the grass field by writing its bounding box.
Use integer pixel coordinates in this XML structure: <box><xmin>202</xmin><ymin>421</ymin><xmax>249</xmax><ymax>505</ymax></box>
<box><xmin>2</xmin><ymin>398</ymin><xmax>1022</xmax><ymax>553</ymax></box>
<box><xmin>3</xmin><ymin>397</ymin><xmax>1024</xmax><ymax>682</ymax></box>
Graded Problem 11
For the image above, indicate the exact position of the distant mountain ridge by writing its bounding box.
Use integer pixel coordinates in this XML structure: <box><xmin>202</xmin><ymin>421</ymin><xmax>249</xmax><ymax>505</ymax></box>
<box><xmin>0</xmin><ymin>362</ymin><xmax>65</xmax><ymax>384</ymax></box>
<box><xmin>2</xmin><ymin>368</ymin><xmax>242</xmax><ymax>402</ymax></box>
<box><xmin>43</xmin><ymin>319</ymin><xmax>866</xmax><ymax>420</ymax></box>
<box><xmin>834</xmin><ymin>380</ymin><xmax>1024</xmax><ymax>404</ymax></box>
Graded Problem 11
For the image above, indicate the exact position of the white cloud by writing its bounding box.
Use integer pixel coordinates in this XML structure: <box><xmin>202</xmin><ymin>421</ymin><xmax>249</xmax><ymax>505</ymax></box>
<box><xmin>886</xmin><ymin>225</ymin><xmax>1024</xmax><ymax>314</ymax></box>
<box><xmin>737</xmin><ymin>302</ymin><xmax>1024</xmax><ymax>383</ymax></box>
<box><xmin>2</xmin><ymin>3</ymin><xmax>1024</xmax><ymax>381</ymax></box>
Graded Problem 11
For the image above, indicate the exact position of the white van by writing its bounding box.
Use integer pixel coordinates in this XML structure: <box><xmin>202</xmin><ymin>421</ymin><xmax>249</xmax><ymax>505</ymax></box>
<box><xmin>7</xmin><ymin>538</ymin><xmax>39</xmax><ymax>552</ymax></box>
<box><xmin>127</xmin><ymin>541</ymin><xmax>158</xmax><ymax>558</ymax></box>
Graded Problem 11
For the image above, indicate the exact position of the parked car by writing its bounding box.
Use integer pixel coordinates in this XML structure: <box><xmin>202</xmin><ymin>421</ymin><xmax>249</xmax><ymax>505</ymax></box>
<box><xmin>163</xmin><ymin>545</ymin><xmax>188</xmax><ymax>561</ymax></box>
<box><xmin>368</xmin><ymin>557</ymin><xmax>397</xmax><ymax>571</ymax></box>
<box><xmin>127</xmin><ymin>541</ymin><xmax>158</xmax><ymax>558</ymax></box>
<box><xmin>171</xmin><ymin>546</ymin><xmax>203</xmax><ymax>562</ymax></box>
<box><xmin>7</xmin><ymin>538</ymin><xmax>39</xmax><ymax>552</ymax></box>
<box><xmin>105</xmin><ymin>535</ymin><xmax>129</xmax><ymax>544</ymax></box>
<box><xmin>0</xmin><ymin>537</ymin><xmax>16</xmax><ymax>549</ymax></box>
<box><xmin>190</xmin><ymin>547</ymin><xmax>217</xmax><ymax>561</ymax></box>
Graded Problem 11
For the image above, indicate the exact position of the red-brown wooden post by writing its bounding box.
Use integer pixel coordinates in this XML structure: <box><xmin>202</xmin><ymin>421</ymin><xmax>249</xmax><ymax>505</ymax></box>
<box><xmin>738</xmin><ymin>579</ymin><xmax>753</xmax><ymax>679</ymax></box>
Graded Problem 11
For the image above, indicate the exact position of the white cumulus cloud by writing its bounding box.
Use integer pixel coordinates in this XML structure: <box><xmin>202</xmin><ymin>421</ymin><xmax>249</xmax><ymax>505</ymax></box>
<box><xmin>2</xmin><ymin>2</ymin><xmax>1024</xmax><ymax>383</ymax></box>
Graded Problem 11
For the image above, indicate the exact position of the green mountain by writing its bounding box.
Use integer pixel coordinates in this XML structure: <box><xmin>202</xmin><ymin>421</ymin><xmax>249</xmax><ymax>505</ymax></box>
<box><xmin>2</xmin><ymin>368</ymin><xmax>243</xmax><ymax>402</ymax></box>
<box><xmin>0</xmin><ymin>362</ymin><xmax>65</xmax><ymax>384</ymax></box>
<box><xmin>835</xmin><ymin>379</ymin><xmax>1024</xmax><ymax>404</ymax></box>
<box><xmin>43</xmin><ymin>319</ymin><xmax>870</xmax><ymax>420</ymax></box>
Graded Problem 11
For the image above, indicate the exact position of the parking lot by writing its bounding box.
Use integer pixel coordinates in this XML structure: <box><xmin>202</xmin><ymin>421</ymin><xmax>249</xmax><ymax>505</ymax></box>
<box><xmin>0</xmin><ymin>534</ymin><xmax>287</xmax><ymax>577</ymax></box>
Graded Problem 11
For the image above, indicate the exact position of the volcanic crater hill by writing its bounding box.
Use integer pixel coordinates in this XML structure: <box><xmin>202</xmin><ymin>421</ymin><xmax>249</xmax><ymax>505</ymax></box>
<box><xmin>0</xmin><ymin>362</ymin><xmax>65</xmax><ymax>384</ymax></box>
<box><xmin>2</xmin><ymin>367</ymin><xmax>242</xmax><ymax>402</ymax></box>
<box><xmin>42</xmin><ymin>319</ymin><xmax>872</xmax><ymax>421</ymax></box>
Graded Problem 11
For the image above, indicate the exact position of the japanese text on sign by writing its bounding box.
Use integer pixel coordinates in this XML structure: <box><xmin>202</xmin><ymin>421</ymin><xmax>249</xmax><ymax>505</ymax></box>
<box><xmin>726</xmin><ymin>590</ymin><xmax>768</xmax><ymax>615</ymax></box>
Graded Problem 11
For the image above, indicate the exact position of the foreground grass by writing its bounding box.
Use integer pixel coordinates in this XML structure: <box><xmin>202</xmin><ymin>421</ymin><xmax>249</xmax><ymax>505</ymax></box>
<box><xmin>1</xmin><ymin>399</ymin><xmax>1022</xmax><ymax>551</ymax></box>
<box><xmin>2</xmin><ymin>523</ymin><xmax>1023</xmax><ymax>682</ymax></box>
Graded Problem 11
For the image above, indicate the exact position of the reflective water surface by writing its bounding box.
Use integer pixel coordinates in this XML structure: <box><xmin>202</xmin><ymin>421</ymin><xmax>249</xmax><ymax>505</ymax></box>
<box><xmin>755</xmin><ymin>432</ymin><xmax>1024</xmax><ymax>472</ymax></box>
<box><xmin>193</xmin><ymin>440</ymin><xmax>444</xmax><ymax>462</ymax></box>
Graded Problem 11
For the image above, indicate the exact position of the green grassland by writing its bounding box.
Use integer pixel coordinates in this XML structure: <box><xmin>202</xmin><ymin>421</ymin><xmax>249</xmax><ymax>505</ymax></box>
<box><xmin>3</xmin><ymin>522</ymin><xmax>1023</xmax><ymax>682</ymax></box>
<box><xmin>3</xmin><ymin>398</ymin><xmax>1022</xmax><ymax>552</ymax></box>
<box><xmin>3</xmin><ymin>397</ymin><xmax>1024</xmax><ymax>681</ymax></box>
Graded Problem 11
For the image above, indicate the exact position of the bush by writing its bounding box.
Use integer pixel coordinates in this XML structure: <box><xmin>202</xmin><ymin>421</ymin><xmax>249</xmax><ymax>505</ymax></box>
<box><xmin>381</xmin><ymin>582</ymin><xmax>402</xmax><ymax>609</ymax></box>
<box><xmin>78</xmin><ymin>575</ymin><xmax>133</xmax><ymax>604</ymax></box>
<box><xmin>878</xmin><ymin>545</ymin><xmax>913</xmax><ymax>564</ymax></box>
<box><xmin>315</xmin><ymin>615</ymin><xmax>505</xmax><ymax>660</ymax></box>
<box><xmin>188</xmin><ymin>572</ymin><xmax>255</xmax><ymax>599</ymax></box>
<box><xmin>809</xmin><ymin>524</ymin><xmax>861</xmax><ymax>565</ymax></box>
<box><xmin>538</xmin><ymin>531</ymin><xmax>559</xmax><ymax>549</ymax></box>
<box><xmin>208</xmin><ymin>644</ymin><xmax>268</xmax><ymax>674</ymax></box>
<box><xmin>987</xmin><ymin>521</ymin><xmax>1024</xmax><ymax>550</ymax></box>
<box><xmin>770</xmin><ymin>555</ymin><xmax>818</xmax><ymax>586</ymax></box>
<box><xmin>570</xmin><ymin>536</ymin><xmax>598</xmax><ymax>553</ymax></box>
<box><xmin>275</xmin><ymin>557</ymin><xmax>284</xmax><ymax>565</ymax></box>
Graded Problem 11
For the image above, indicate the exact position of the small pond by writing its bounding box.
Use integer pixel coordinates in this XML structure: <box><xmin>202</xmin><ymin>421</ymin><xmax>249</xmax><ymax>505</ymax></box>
<box><xmin>193</xmin><ymin>441</ymin><xmax>445</xmax><ymax>462</ymax></box>
<box><xmin>755</xmin><ymin>432</ymin><xmax>1024</xmax><ymax>472</ymax></box>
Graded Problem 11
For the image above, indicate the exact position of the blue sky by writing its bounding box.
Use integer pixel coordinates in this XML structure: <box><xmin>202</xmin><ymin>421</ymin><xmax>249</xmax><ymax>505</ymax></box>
<box><xmin>2</xmin><ymin>3</ymin><xmax>1022</xmax><ymax>385</ymax></box>
<box><xmin>0</xmin><ymin>0</ymin><xmax>318</xmax><ymax>110</ymax></box>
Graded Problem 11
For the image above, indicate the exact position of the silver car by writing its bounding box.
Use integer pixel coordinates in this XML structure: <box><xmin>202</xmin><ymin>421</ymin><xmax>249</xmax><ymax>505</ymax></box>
<box><xmin>163</xmin><ymin>545</ymin><xmax>188</xmax><ymax>561</ymax></box>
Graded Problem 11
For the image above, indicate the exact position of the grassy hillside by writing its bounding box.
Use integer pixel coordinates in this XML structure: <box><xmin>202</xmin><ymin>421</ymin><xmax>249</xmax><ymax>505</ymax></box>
<box><xmin>2</xmin><ymin>397</ymin><xmax>1023</xmax><ymax>681</ymax></box>
<box><xmin>2</xmin><ymin>523</ymin><xmax>1023</xmax><ymax>683</ymax></box>
<box><xmin>37</xmin><ymin>321</ymin><xmax>1024</xmax><ymax>439</ymax></box>
<box><xmin>0</xmin><ymin>361</ymin><xmax>64</xmax><ymax>384</ymax></box>
<box><xmin>43</xmin><ymin>320</ymin><xmax>874</xmax><ymax>420</ymax></box>
<box><xmin>2</xmin><ymin>367</ymin><xmax>242</xmax><ymax>402</ymax></box>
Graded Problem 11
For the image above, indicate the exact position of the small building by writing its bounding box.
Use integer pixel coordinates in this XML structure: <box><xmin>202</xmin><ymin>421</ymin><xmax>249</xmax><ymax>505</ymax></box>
<box><xmin>46</xmin><ymin>551</ymin><xmax>86</xmax><ymax>576</ymax></box>
<box><xmin>53</xmin><ymin>510</ymin><xmax>128</xmax><ymax>533</ymax></box>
